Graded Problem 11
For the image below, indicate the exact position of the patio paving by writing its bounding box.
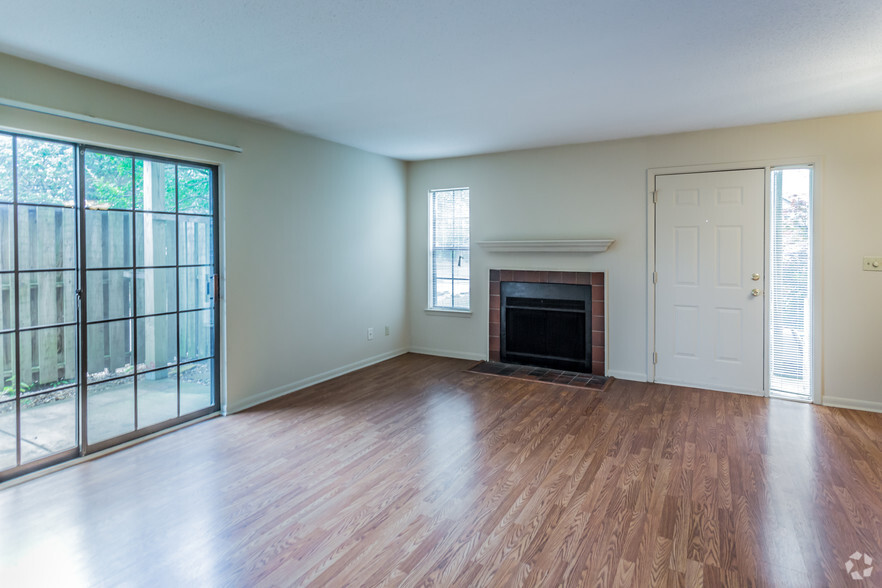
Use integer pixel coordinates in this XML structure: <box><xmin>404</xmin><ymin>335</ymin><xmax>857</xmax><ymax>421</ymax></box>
<box><xmin>0</xmin><ymin>377</ymin><xmax>212</xmax><ymax>471</ymax></box>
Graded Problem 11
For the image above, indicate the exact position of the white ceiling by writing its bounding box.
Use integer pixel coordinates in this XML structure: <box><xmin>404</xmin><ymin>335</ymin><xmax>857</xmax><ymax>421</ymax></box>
<box><xmin>1</xmin><ymin>0</ymin><xmax>881</xmax><ymax>161</ymax></box>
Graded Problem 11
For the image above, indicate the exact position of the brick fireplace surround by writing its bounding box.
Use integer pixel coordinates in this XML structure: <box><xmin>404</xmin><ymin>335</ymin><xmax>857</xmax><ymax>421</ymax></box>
<box><xmin>489</xmin><ymin>269</ymin><xmax>605</xmax><ymax>376</ymax></box>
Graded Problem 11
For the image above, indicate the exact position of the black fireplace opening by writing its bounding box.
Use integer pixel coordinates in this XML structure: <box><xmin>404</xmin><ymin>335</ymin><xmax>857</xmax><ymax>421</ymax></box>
<box><xmin>500</xmin><ymin>281</ymin><xmax>591</xmax><ymax>372</ymax></box>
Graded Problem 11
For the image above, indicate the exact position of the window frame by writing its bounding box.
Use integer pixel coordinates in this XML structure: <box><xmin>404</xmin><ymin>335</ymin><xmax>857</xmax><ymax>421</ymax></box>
<box><xmin>79</xmin><ymin>144</ymin><xmax>221</xmax><ymax>453</ymax></box>
<box><xmin>767</xmin><ymin>165</ymin><xmax>813</xmax><ymax>401</ymax></box>
<box><xmin>428</xmin><ymin>187</ymin><xmax>470</xmax><ymax>312</ymax></box>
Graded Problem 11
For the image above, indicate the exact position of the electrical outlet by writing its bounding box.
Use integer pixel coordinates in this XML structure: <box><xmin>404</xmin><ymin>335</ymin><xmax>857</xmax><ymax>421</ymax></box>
<box><xmin>863</xmin><ymin>256</ymin><xmax>882</xmax><ymax>272</ymax></box>
<box><xmin>367</xmin><ymin>327</ymin><xmax>374</xmax><ymax>340</ymax></box>
<box><xmin>385</xmin><ymin>325</ymin><xmax>390</xmax><ymax>336</ymax></box>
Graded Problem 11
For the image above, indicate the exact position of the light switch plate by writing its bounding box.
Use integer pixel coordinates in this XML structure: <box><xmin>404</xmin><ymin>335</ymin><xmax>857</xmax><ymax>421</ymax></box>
<box><xmin>863</xmin><ymin>256</ymin><xmax>882</xmax><ymax>271</ymax></box>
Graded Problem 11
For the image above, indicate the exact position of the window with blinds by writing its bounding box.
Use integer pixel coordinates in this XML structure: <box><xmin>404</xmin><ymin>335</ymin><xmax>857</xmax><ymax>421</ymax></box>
<box><xmin>769</xmin><ymin>167</ymin><xmax>812</xmax><ymax>399</ymax></box>
<box><xmin>430</xmin><ymin>188</ymin><xmax>469</xmax><ymax>310</ymax></box>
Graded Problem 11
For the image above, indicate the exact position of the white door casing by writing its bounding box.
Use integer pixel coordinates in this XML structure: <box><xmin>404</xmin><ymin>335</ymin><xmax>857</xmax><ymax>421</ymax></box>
<box><xmin>654</xmin><ymin>169</ymin><xmax>765</xmax><ymax>395</ymax></box>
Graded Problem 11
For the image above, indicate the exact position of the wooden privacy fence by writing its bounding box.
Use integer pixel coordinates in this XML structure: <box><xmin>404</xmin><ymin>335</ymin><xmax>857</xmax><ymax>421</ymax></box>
<box><xmin>0</xmin><ymin>204</ymin><xmax>212</xmax><ymax>398</ymax></box>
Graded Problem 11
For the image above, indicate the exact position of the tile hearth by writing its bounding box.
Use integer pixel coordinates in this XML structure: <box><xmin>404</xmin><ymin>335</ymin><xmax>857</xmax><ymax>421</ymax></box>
<box><xmin>467</xmin><ymin>361</ymin><xmax>611</xmax><ymax>391</ymax></box>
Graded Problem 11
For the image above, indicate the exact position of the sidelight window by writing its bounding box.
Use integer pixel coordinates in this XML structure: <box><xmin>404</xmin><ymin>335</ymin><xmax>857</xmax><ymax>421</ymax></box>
<box><xmin>769</xmin><ymin>166</ymin><xmax>812</xmax><ymax>399</ymax></box>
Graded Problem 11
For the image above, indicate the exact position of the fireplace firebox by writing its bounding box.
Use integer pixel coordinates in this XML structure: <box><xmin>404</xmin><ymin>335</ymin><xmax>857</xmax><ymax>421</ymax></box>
<box><xmin>500</xmin><ymin>281</ymin><xmax>591</xmax><ymax>372</ymax></box>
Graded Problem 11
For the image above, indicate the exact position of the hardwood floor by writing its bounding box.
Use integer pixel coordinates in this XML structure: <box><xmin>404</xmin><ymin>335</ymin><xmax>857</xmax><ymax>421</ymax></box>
<box><xmin>1</xmin><ymin>353</ymin><xmax>881</xmax><ymax>587</ymax></box>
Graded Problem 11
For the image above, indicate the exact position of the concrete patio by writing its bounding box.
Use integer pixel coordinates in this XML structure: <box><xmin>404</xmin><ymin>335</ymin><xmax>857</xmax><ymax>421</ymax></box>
<box><xmin>1</xmin><ymin>372</ymin><xmax>212</xmax><ymax>470</ymax></box>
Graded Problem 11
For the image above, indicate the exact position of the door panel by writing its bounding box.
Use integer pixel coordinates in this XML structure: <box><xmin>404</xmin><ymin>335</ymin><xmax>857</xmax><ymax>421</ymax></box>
<box><xmin>0</xmin><ymin>134</ymin><xmax>79</xmax><ymax>475</ymax></box>
<box><xmin>655</xmin><ymin>169</ymin><xmax>764</xmax><ymax>394</ymax></box>
<box><xmin>82</xmin><ymin>150</ymin><xmax>218</xmax><ymax>451</ymax></box>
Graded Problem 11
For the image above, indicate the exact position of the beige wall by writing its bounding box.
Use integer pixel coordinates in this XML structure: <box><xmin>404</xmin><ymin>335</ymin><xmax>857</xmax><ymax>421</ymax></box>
<box><xmin>408</xmin><ymin>112</ymin><xmax>882</xmax><ymax>411</ymax></box>
<box><xmin>0</xmin><ymin>54</ymin><xmax>409</xmax><ymax>413</ymax></box>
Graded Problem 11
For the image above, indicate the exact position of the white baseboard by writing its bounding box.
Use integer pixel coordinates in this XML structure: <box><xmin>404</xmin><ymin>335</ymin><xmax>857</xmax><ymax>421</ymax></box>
<box><xmin>223</xmin><ymin>347</ymin><xmax>409</xmax><ymax>414</ymax></box>
<box><xmin>607</xmin><ymin>370</ymin><xmax>648</xmax><ymax>382</ymax></box>
<box><xmin>409</xmin><ymin>346</ymin><xmax>486</xmax><ymax>362</ymax></box>
<box><xmin>822</xmin><ymin>396</ymin><xmax>882</xmax><ymax>414</ymax></box>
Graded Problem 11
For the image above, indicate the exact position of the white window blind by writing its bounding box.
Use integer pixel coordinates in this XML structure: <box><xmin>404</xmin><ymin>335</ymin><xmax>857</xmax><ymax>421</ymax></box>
<box><xmin>430</xmin><ymin>188</ymin><xmax>469</xmax><ymax>310</ymax></box>
<box><xmin>769</xmin><ymin>167</ymin><xmax>812</xmax><ymax>398</ymax></box>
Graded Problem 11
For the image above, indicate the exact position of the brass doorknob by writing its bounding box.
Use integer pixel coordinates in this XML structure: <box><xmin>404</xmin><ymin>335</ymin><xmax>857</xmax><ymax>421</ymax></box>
<box><xmin>751</xmin><ymin>288</ymin><xmax>762</xmax><ymax>296</ymax></box>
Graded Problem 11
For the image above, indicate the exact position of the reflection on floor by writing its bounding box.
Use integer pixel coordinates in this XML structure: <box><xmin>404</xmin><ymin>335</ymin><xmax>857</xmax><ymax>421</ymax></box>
<box><xmin>467</xmin><ymin>360</ymin><xmax>612</xmax><ymax>391</ymax></box>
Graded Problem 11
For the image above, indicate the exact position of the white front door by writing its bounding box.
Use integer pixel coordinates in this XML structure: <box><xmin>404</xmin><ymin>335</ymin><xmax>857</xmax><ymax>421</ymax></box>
<box><xmin>654</xmin><ymin>169</ymin><xmax>765</xmax><ymax>395</ymax></box>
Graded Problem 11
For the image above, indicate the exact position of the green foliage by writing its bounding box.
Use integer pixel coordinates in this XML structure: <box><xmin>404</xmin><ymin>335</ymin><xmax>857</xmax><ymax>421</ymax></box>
<box><xmin>85</xmin><ymin>151</ymin><xmax>132</xmax><ymax>209</ymax></box>
<box><xmin>16</xmin><ymin>137</ymin><xmax>75</xmax><ymax>205</ymax></box>
<box><xmin>178</xmin><ymin>166</ymin><xmax>211</xmax><ymax>214</ymax></box>
<box><xmin>85</xmin><ymin>151</ymin><xmax>211</xmax><ymax>213</ymax></box>
<box><xmin>0</xmin><ymin>134</ymin><xmax>212</xmax><ymax>213</ymax></box>
<box><xmin>0</xmin><ymin>134</ymin><xmax>13</xmax><ymax>202</ymax></box>
<box><xmin>0</xmin><ymin>377</ymin><xmax>76</xmax><ymax>400</ymax></box>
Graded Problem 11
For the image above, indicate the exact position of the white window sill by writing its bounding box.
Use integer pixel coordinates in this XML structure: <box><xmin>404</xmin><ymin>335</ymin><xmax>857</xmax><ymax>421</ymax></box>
<box><xmin>424</xmin><ymin>308</ymin><xmax>472</xmax><ymax>317</ymax></box>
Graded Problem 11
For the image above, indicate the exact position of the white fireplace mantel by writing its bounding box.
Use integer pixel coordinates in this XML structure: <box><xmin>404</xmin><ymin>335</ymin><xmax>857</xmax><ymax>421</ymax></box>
<box><xmin>477</xmin><ymin>239</ymin><xmax>614</xmax><ymax>253</ymax></box>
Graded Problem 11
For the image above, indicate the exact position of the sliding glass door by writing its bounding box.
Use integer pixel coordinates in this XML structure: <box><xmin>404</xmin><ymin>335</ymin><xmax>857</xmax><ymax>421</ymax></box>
<box><xmin>0</xmin><ymin>132</ymin><xmax>218</xmax><ymax>480</ymax></box>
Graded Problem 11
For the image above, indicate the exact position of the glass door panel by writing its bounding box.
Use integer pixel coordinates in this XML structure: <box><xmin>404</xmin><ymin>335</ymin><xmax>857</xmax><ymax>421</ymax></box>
<box><xmin>87</xmin><ymin>376</ymin><xmax>135</xmax><ymax>443</ymax></box>
<box><xmin>20</xmin><ymin>326</ymin><xmax>77</xmax><ymax>394</ymax></box>
<box><xmin>20</xmin><ymin>392</ymin><xmax>77</xmax><ymax>463</ymax></box>
<box><xmin>0</xmin><ymin>400</ymin><xmax>15</xmax><ymax>470</ymax></box>
<box><xmin>179</xmin><ymin>358</ymin><xmax>213</xmax><ymax>413</ymax></box>
<box><xmin>0</xmin><ymin>133</ymin><xmax>79</xmax><ymax>478</ymax></box>
<box><xmin>86</xmin><ymin>320</ymin><xmax>135</xmax><ymax>381</ymax></box>
<box><xmin>84</xmin><ymin>151</ymin><xmax>133</xmax><ymax>209</ymax></box>
<box><xmin>16</xmin><ymin>138</ymin><xmax>75</xmax><ymax>205</ymax></box>
<box><xmin>136</xmin><ymin>268</ymin><xmax>176</xmax><ymax>315</ymax></box>
<box><xmin>17</xmin><ymin>207</ymin><xmax>77</xmax><ymax>269</ymax></box>
<box><xmin>85</xmin><ymin>210</ymin><xmax>132</xmax><ymax>269</ymax></box>
<box><xmin>83</xmin><ymin>149</ymin><xmax>138</xmax><ymax>447</ymax></box>
<box><xmin>0</xmin><ymin>205</ymin><xmax>13</xmax><ymax>270</ymax></box>
<box><xmin>83</xmin><ymin>149</ymin><xmax>217</xmax><ymax>451</ymax></box>
<box><xmin>0</xmin><ymin>331</ymin><xmax>15</xmax><ymax>470</ymax></box>
<box><xmin>135</xmin><ymin>160</ymin><xmax>175</xmax><ymax>211</ymax></box>
<box><xmin>0</xmin><ymin>136</ymin><xmax>13</xmax><ymax>472</ymax></box>
<box><xmin>86</xmin><ymin>270</ymin><xmax>134</xmax><ymax>322</ymax></box>
<box><xmin>137</xmin><ymin>367</ymin><xmax>178</xmax><ymax>428</ymax></box>
<box><xmin>0</xmin><ymin>135</ymin><xmax>12</xmax><ymax>201</ymax></box>
<box><xmin>18</xmin><ymin>271</ymin><xmax>77</xmax><ymax>328</ymax></box>
<box><xmin>136</xmin><ymin>213</ymin><xmax>176</xmax><ymax>266</ymax></box>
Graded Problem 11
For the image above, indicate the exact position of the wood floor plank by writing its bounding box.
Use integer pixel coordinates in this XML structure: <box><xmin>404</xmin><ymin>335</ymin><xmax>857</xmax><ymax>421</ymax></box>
<box><xmin>1</xmin><ymin>353</ymin><xmax>882</xmax><ymax>587</ymax></box>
